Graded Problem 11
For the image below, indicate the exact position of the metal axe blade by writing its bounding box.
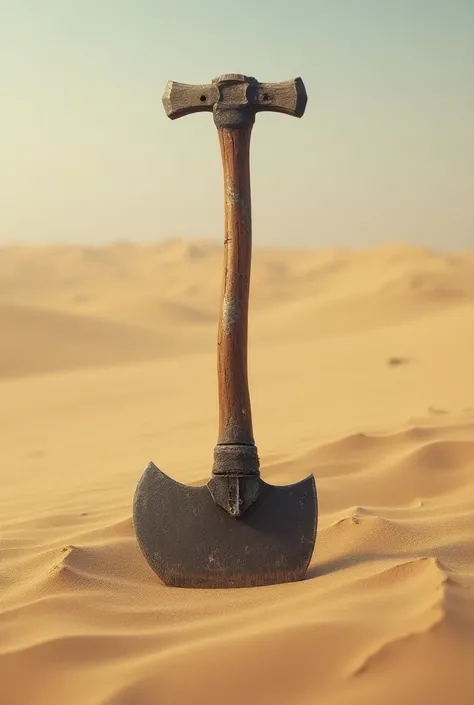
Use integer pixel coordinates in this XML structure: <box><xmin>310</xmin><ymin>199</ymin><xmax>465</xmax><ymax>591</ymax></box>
<box><xmin>133</xmin><ymin>463</ymin><xmax>317</xmax><ymax>589</ymax></box>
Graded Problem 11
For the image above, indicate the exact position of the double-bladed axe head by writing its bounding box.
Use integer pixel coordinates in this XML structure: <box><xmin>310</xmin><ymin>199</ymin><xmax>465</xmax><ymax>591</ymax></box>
<box><xmin>162</xmin><ymin>73</ymin><xmax>308</xmax><ymax>128</ymax></box>
<box><xmin>133</xmin><ymin>74</ymin><xmax>317</xmax><ymax>589</ymax></box>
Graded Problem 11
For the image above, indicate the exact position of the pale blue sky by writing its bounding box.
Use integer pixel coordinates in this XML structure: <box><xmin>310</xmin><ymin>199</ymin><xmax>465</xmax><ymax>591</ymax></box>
<box><xmin>1</xmin><ymin>1</ymin><xmax>473</xmax><ymax>247</ymax></box>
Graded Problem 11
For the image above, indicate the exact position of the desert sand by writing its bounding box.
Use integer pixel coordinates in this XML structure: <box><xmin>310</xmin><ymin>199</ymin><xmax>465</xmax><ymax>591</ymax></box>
<box><xmin>1</xmin><ymin>239</ymin><xmax>474</xmax><ymax>705</ymax></box>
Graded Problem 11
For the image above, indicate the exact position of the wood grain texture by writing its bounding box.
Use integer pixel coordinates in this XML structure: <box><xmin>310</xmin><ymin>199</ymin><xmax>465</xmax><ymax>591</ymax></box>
<box><xmin>216</xmin><ymin>126</ymin><xmax>255</xmax><ymax>445</ymax></box>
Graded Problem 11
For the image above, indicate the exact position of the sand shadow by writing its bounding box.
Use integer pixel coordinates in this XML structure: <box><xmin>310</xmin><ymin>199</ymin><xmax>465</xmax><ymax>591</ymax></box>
<box><xmin>306</xmin><ymin>550</ymin><xmax>413</xmax><ymax>580</ymax></box>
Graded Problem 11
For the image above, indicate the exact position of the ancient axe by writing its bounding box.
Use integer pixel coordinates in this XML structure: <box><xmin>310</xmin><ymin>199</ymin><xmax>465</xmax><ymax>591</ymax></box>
<box><xmin>133</xmin><ymin>74</ymin><xmax>318</xmax><ymax>588</ymax></box>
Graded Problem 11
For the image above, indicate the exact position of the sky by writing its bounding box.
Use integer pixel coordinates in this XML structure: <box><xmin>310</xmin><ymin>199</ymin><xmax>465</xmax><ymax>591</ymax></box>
<box><xmin>1</xmin><ymin>0</ymin><xmax>473</xmax><ymax>249</ymax></box>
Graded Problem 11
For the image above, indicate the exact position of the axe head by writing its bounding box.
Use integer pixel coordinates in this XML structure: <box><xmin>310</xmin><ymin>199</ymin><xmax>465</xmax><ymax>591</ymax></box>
<box><xmin>133</xmin><ymin>463</ymin><xmax>318</xmax><ymax>588</ymax></box>
<box><xmin>162</xmin><ymin>74</ymin><xmax>308</xmax><ymax>129</ymax></box>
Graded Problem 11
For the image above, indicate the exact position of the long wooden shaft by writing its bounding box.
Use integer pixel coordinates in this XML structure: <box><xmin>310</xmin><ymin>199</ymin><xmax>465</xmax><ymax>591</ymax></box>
<box><xmin>216</xmin><ymin>125</ymin><xmax>255</xmax><ymax>446</ymax></box>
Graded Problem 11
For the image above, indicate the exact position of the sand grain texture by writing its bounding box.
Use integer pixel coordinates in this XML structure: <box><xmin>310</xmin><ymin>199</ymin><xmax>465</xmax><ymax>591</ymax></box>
<box><xmin>1</xmin><ymin>240</ymin><xmax>474</xmax><ymax>705</ymax></box>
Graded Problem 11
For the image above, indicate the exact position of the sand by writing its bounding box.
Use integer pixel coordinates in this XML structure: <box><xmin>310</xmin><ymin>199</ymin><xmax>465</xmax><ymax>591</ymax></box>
<box><xmin>1</xmin><ymin>239</ymin><xmax>474</xmax><ymax>705</ymax></box>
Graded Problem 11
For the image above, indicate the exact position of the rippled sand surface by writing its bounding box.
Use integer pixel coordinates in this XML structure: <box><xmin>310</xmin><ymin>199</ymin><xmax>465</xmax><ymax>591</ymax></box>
<box><xmin>1</xmin><ymin>241</ymin><xmax>474</xmax><ymax>705</ymax></box>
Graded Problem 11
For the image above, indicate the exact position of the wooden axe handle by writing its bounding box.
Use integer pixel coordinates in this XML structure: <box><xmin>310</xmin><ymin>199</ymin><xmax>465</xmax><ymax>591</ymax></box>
<box><xmin>216</xmin><ymin>125</ymin><xmax>255</xmax><ymax>446</ymax></box>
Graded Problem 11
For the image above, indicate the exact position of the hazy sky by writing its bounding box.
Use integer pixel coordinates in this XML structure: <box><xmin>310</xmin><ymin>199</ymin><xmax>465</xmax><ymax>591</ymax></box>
<box><xmin>1</xmin><ymin>1</ymin><xmax>473</xmax><ymax>248</ymax></box>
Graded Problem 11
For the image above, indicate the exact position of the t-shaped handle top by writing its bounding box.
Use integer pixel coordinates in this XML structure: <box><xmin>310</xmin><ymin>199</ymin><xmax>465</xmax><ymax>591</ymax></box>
<box><xmin>162</xmin><ymin>74</ymin><xmax>307</xmax><ymax>129</ymax></box>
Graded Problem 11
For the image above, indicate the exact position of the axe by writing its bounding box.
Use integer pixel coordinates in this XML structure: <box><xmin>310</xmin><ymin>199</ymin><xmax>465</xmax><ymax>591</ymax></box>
<box><xmin>133</xmin><ymin>74</ymin><xmax>318</xmax><ymax>588</ymax></box>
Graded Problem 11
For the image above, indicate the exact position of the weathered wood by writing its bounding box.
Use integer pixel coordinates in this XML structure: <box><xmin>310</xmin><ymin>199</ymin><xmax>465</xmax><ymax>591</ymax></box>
<box><xmin>216</xmin><ymin>125</ymin><xmax>255</xmax><ymax>446</ymax></box>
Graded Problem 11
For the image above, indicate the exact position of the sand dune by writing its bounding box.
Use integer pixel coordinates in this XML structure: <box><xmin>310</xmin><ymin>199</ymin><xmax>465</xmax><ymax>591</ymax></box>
<box><xmin>1</xmin><ymin>241</ymin><xmax>474</xmax><ymax>705</ymax></box>
<box><xmin>0</xmin><ymin>303</ymin><xmax>189</xmax><ymax>378</ymax></box>
<box><xmin>97</xmin><ymin>296</ymin><xmax>215</xmax><ymax>329</ymax></box>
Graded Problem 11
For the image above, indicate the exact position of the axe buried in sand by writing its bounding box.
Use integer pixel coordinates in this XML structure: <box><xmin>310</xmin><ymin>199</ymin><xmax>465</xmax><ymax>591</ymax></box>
<box><xmin>133</xmin><ymin>74</ymin><xmax>318</xmax><ymax>588</ymax></box>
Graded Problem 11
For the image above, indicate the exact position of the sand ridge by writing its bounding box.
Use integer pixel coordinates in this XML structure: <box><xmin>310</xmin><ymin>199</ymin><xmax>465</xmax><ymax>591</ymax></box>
<box><xmin>1</xmin><ymin>241</ymin><xmax>474</xmax><ymax>705</ymax></box>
